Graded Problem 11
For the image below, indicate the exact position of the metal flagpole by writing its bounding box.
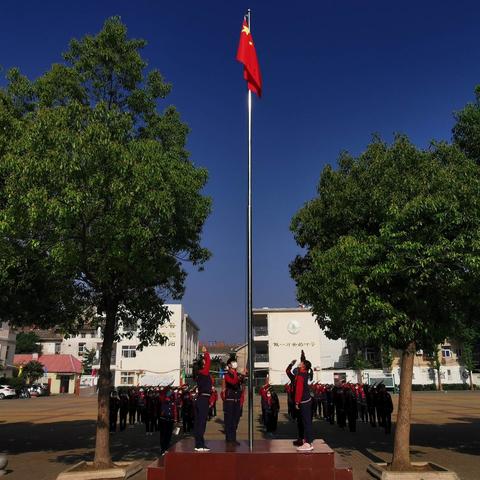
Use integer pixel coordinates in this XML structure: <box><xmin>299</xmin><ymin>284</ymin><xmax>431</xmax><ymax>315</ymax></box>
<box><xmin>246</xmin><ymin>8</ymin><xmax>254</xmax><ymax>453</ymax></box>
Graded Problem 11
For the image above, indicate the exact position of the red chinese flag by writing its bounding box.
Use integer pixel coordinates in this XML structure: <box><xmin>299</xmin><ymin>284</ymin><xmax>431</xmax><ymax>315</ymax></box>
<box><xmin>236</xmin><ymin>19</ymin><xmax>262</xmax><ymax>97</ymax></box>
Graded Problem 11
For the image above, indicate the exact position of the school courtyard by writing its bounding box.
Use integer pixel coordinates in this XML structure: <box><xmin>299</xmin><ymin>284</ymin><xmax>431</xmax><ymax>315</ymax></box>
<box><xmin>0</xmin><ymin>390</ymin><xmax>479</xmax><ymax>480</ymax></box>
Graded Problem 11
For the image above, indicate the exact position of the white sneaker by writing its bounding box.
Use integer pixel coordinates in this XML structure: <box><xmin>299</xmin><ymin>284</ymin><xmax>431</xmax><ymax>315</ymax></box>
<box><xmin>296</xmin><ymin>442</ymin><xmax>314</xmax><ymax>452</ymax></box>
<box><xmin>194</xmin><ymin>447</ymin><xmax>211</xmax><ymax>452</ymax></box>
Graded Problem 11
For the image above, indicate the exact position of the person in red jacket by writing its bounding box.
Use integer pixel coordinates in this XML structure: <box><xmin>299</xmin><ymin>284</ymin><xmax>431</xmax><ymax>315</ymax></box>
<box><xmin>294</xmin><ymin>352</ymin><xmax>314</xmax><ymax>451</ymax></box>
<box><xmin>286</xmin><ymin>359</ymin><xmax>304</xmax><ymax>445</ymax></box>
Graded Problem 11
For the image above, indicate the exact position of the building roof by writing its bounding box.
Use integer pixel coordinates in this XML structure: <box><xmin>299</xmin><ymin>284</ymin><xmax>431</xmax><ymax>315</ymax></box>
<box><xmin>201</xmin><ymin>341</ymin><xmax>242</xmax><ymax>354</ymax></box>
<box><xmin>253</xmin><ymin>306</ymin><xmax>311</xmax><ymax>313</ymax></box>
<box><xmin>13</xmin><ymin>354</ymin><xmax>82</xmax><ymax>374</ymax></box>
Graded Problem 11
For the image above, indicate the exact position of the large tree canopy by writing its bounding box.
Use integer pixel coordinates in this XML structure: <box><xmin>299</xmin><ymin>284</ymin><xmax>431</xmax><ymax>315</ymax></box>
<box><xmin>291</xmin><ymin>136</ymin><xmax>480</xmax><ymax>349</ymax></box>
<box><xmin>0</xmin><ymin>17</ymin><xmax>211</xmax><ymax>468</ymax></box>
<box><xmin>290</xmin><ymin>135</ymin><xmax>480</xmax><ymax>469</ymax></box>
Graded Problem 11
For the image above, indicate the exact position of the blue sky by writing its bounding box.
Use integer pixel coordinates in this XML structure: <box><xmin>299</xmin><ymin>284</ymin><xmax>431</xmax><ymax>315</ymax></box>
<box><xmin>1</xmin><ymin>1</ymin><xmax>479</xmax><ymax>342</ymax></box>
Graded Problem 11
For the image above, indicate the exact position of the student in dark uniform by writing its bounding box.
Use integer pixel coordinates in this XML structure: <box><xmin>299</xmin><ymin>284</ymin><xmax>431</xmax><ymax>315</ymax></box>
<box><xmin>344</xmin><ymin>384</ymin><xmax>357</xmax><ymax>432</ymax></box>
<box><xmin>334</xmin><ymin>384</ymin><xmax>346</xmax><ymax>428</ymax></box>
<box><xmin>364</xmin><ymin>384</ymin><xmax>376</xmax><ymax>426</ymax></box>
<box><xmin>326</xmin><ymin>384</ymin><xmax>335</xmax><ymax>424</ymax></box>
<box><xmin>194</xmin><ymin>345</ymin><xmax>211</xmax><ymax>452</ymax></box>
<box><xmin>223</xmin><ymin>357</ymin><xmax>244</xmax><ymax>445</ymax></box>
<box><xmin>294</xmin><ymin>352</ymin><xmax>314</xmax><ymax>451</ymax></box>
<box><xmin>145</xmin><ymin>389</ymin><xmax>157</xmax><ymax>435</ymax></box>
<box><xmin>377</xmin><ymin>384</ymin><xmax>393</xmax><ymax>434</ymax></box>
<box><xmin>128</xmin><ymin>388</ymin><xmax>138</xmax><ymax>425</ymax></box>
<box><xmin>119</xmin><ymin>390</ymin><xmax>129</xmax><ymax>431</ymax></box>
<box><xmin>181</xmin><ymin>386</ymin><xmax>194</xmax><ymax>433</ymax></box>
<box><xmin>109</xmin><ymin>390</ymin><xmax>120</xmax><ymax>432</ymax></box>
<box><xmin>159</xmin><ymin>388</ymin><xmax>177</xmax><ymax>454</ymax></box>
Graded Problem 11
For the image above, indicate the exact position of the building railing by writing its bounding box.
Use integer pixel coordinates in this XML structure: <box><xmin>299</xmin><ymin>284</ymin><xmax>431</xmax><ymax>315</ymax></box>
<box><xmin>255</xmin><ymin>353</ymin><xmax>269</xmax><ymax>363</ymax></box>
<box><xmin>253</xmin><ymin>326</ymin><xmax>268</xmax><ymax>337</ymax></box>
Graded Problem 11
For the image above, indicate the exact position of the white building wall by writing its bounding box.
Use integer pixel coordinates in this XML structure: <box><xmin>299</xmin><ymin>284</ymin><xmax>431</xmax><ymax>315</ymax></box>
<box><xmin>181</xmin><ymin>314</ymin><xmax>199</xmax><ymax>377</ymax></box>
<box><xmin>61</xmin><ymin>330</ymin><xmax>102</xmax><ymax>361</ymax></box>
<box><xmin>0</xmin><ymin>322</ymin><xmax>16</xmax><ymax>377</ymax></box>
<box><xmin>262</xmin><ymin>309</ymin><xmax>346</xmax><ymax>385</ymax></box>
<box><xmin>113</xmin><ymin>304</ymin><xmax>190</xmax><ymax>387</ymax></box>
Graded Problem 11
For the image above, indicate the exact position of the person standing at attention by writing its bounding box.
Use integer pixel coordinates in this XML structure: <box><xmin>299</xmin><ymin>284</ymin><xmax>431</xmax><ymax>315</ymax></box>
<box><xmin>194</xmin><ymin>345</ymin><xmax>211</xmax><ymax>452</ymax></box>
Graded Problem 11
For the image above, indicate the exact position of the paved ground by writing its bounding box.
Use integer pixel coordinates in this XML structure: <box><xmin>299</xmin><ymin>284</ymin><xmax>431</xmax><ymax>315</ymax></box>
<box><xmin>0</xmin><ymin>390</ymin><xmax>479</xmax><ymax>479</ymax></box>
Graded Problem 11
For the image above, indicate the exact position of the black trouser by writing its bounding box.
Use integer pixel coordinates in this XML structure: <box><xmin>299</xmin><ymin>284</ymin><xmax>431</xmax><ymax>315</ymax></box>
<box><xmin>328</xmin><ymin>402</ymin><xmax>335</xmax><ymax>424</ymax></box>
<box><xmin>109</xmin><ymin>414</ymin><xmax>117</xmax><ymax>432</ymax></box>
<box><xmin>159</xmin><ymin>418</ymin><xmax>174</xmax><ymax>453</ymax></box>
<box><xmin>194</xmin><ymin>395</ymin><xmax>209</xmax><ymax>448</ymax></box>
<box><xmin>359</xmin><ymin>404</ymin><xmax>367</xmax><ymax>422</ymax></box>
<box><xmin>137</xmin><ymin>406</ymin><xmax>145</xmax><ymax>423</ymax></box>
<box><xmin>347</xmin><ymin>410</ymin><xmax>357</xmax><ymax>432</ymax></box>
<box><xmin>377</xmin><ymin>408</ymin><xmax>385</xmax><ymax>427</ymax></box>
<box><xmin>321</xmin><ymin>400</ymin><xmax>328</xmax><ymax>419</ymax></box>
<box><xmin>288</xmin><ymin>400</ymin><xmax>294</xmax><ymax>419</ymax></box>
<box><xmin>183</xmin><ymin>414</ymin><xmax>193</xmax><ymax>433</ymax></box>
<box><xmin>368</xmin><ymin>405</ymin><xmax>376</xmax><ymax>426</ymax></box>
<box><xmin>337</xmin><ymin>408</ymin><xmax>346</xmax><ymax>428</ymax></box>
<box><xmin>119</xmin><ymin>410</ymin><xmax>128</xmax><ymax>431</ymax></box>
<box><xmin>224</xmin><ymin>399</ymin><xmax>241</xmax><ymax>442</ymax></box>
<box><xmin>266</xmin><ymin>411</ymin><xmax>278</xmax><ymax>433</ymax></box>
<box><xmin>128</xmin><ymin>408</ymin><xmax>136</xmax><ymax>425</ymax></box>
<box><xmin>145</xmin><ymin>413</ymin><xmax>156</xmax><ymax>433</ymax></box>
<box><xmin>295</xmin><ymin>405</ymin><xmax>304</xmax><ymax>440</ymax></box>
<box><xmin>300</xmin><ymin>401</ymin><xmax>313</xmax><ymax>444</ymax></box>
<box><xmin>384</xmin><ymin>413</ymin><xmax>392</xmax><ymax>434</ymax></box>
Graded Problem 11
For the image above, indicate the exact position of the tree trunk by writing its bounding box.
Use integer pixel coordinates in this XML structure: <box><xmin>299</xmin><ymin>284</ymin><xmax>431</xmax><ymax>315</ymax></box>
<box><xmin>469</xmin><ymin>371</ymin><xmax>474</xmax><ymax>391</ymax></box>
<box><xmin>93</xmin><ymin>300</ymin><xmax>117</xmax><ymax>469</ymax></box>
<box><xmin>391</xmin><ymin>340</ymin><xmax>415</xmax><ymax>471</ymax></box>
<box><xmin>437</xmin><ymin>367</ymin><xmax>443</xmax><ymax>391</ymax></box>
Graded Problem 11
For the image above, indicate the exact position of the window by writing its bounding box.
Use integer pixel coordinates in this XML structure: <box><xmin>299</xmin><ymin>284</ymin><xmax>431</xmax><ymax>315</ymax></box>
<box><xmin>120</xmin><ymin>371</ymin><xmax>135</xmax><ymax>385</ymax></box>
<box><xmin>55</xmin><ymin>343</ymin><xmax>61</xmax><ymax>354</ymax></box>
<box><xmin>441</xmin><ymin>347</ymin><xmax>452</xmax><ymax>358</ymax></box>
<box><xmin>455</xmin><ymin>349</ymin><xmax>462</xmax><ymax>358</ymax></box>
<box><xmin>78</xmin><ymin>342</ymin><xmax>86</xmax><ymax>357</ymax></box>
<box><xmin>122</xmin><ymin>345</ymin><xmax>137</xmax><ymax>358</ymax></box>
<box><xmin>365</xmin><ymin>348</ymin><xmax>377</xmax><ymax>362</ymax></box>
<box><xmin>81</xmin><ymin>332</ymin><xmax>86</xmax><ymax>338</ymax></box>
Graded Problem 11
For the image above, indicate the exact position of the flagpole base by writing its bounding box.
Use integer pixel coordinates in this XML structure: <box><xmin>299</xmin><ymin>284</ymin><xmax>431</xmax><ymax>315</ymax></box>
<box><xmin>146</xmin><ymin>439</ymin><xmax>352</xmax><ymax>480</ymax></box>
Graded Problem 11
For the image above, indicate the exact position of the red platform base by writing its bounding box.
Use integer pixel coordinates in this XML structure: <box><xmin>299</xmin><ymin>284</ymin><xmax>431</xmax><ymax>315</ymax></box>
<box><xmin>146</xmin><ymin>439</ymin><xmax>353</xmax><ymax>480</ymax></box>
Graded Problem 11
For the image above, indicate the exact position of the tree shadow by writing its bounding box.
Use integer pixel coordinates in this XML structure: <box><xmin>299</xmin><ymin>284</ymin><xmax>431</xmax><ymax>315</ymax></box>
<box><xmin>271</xmin><ymin>415</ymin><xmax>480</xmax><ymax>469</ymax></box>
<box><xmin>0</xmin><ymin>420</ymin><xmax>183</xmax><ymax>465</ymax></box>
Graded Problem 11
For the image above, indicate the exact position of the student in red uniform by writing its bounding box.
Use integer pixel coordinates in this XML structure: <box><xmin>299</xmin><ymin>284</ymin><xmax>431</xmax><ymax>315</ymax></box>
<box><xmin>294</xmin><ymin>353</ymin><xmax>314</xmax><ymax>451</ymax></box>
<box><xmin>286</xmin><ymin>359</ymin><xmax>304</xmax><ymax>445</ymax></box>
<box><xmin>209</xmin><ymin>385</ymin><xmax>218</xmax><ymax>419</ymax></box>
<box><xmin>194</xmin><ymin>345</ymin><xmax>212</xmax><ymax>452</ymax></box>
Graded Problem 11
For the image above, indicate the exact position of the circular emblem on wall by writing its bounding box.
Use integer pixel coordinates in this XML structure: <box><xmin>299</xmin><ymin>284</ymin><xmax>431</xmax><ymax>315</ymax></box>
<box><xmin>287</xmin><ymin>320</ymin><xmax>301</xmax><ymax>335</ymax></box>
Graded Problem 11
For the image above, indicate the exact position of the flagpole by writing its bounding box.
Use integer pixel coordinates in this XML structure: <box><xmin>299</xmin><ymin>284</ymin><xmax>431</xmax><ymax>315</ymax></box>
<box><xmin>246</xmin><ymin>7</ymin><xmax>254</xmax><ymax>453</ymax></box>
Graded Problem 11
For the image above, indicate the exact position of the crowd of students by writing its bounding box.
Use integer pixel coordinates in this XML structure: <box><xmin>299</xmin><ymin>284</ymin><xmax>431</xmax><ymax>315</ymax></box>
<box><xmin>108</xmin><ymin>347</ymin><xmax>393</xmax><ymax>455</ymax></box>
<box><xmin>285</xmin><ymin>381</ymin><xmax>394</xmax><ymax>434</ymax></box>
<box><xmin>109</xmin><ymin>382</ymin><xmax>218</xmax><ymax>454</ymax></box>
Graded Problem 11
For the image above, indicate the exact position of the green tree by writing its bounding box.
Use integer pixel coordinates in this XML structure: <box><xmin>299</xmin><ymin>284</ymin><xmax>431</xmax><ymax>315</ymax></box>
<box><xmin>290</xmin><ymin>136</ymin><xmax>480</xmax><ymax>470</ymax></box>
<box><xmin>22</xmin><ymin>360</ymin><xmax>45</xmax><ymax>383</ymax></box>
<box><xmin>15</xmin><ymin>332</ymin><xmax>42</xmax><ymax>354</ymax></box>
<box><xmin>453</xmin><ymin>85</ymin><xmax>480</xmax><ymax>164</ymax></box>
<box><xmin>82</xmin><ymin>347</ymin><xmax>97</xmax><ymax>375</ymax></box>
<box><xmin>0</xmin><ymin>18</ymin><xmax>211</xmax><ymax>468</ymax></box>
